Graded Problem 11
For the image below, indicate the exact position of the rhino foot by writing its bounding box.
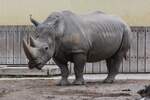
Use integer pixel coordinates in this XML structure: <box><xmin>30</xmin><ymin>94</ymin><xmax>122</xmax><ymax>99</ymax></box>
<box><xmin>72</xmin><ymin>79</ymin><xmax>86</xmax><ymax>85</ymax></box>
<box><xmin>57</xmin><ymin>79</ymin><xmax>70</xmax><ymax>86</ymax></box>
<box><xmin>103</xmin><ymin>78</ymin><xmax>114</xmax><ymax>83</ymax></box>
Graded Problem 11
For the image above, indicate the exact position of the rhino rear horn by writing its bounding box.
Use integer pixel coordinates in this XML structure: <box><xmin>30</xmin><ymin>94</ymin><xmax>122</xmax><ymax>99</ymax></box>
<box><xmin>30</xmin><ymin>36</ymin><xmax>39</xmax><ymax>47</ymax></box>
<box><xmin>30</xmin><ymin>14</ymin><xmax>39</xmax><ymax>27</ymax></box>
<box><xmin>30</xmin><ymin>36</ymin><xmax>44</xmax><ymax>48</ymax></box>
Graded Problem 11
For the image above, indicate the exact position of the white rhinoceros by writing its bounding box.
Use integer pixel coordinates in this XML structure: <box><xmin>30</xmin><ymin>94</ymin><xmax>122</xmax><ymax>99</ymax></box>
<box><xmin>23</xmin><ymin>11</ymin><xmax>132</xmax><ymax>86</ymax></box>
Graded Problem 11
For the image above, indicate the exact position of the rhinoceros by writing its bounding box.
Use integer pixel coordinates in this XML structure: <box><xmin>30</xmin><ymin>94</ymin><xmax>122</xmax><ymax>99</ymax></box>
<box><xmin>23</xmin><ymin>11</ymin><xmax>131</xmax><ymax>86</ymax></box>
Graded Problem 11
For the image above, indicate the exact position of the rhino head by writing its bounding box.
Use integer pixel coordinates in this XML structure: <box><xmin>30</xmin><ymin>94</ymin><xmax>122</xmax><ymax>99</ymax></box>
<box><xmin>23</xmin><ymin>13</ymin><xmax>64</xmax><ymax>70</ymax></box>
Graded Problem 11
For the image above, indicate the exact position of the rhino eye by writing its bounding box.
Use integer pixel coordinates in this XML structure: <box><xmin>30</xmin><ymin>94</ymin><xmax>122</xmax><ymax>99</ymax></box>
<box><xmin>36</xmin><ymin>35</ymin><xmax>39</xmax><ymax>38</ymax></box>
<box><xmin>45</xmin><ymin>47</ymin><xmax>48</xmax><ymax>50</ymax></box>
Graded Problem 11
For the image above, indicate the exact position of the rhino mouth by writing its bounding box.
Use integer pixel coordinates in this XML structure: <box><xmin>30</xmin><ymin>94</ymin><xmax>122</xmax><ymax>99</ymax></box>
<box><xmin>28</xmin><ymin>57</ymin><xmax>46</xmax><ymax>70</ymax></box>
<box><xmin>35</xmin><ymin>62</ymin><xmax>45</xmax><ymax>70</ymax></box>
<box><xmin>28</xmin><ymin>61</ymin><xmax>44</xmax><ymax>70</ymax></box>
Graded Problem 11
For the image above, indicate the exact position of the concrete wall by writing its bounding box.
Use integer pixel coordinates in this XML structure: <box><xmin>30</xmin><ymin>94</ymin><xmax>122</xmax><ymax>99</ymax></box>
<box><xmin>0</xmin><ymin>0</ymin><xmax>150</xmax><ymax>25</ymax></box>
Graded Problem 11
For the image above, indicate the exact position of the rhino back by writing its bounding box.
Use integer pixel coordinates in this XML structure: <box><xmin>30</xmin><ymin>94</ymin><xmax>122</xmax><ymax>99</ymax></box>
<box><xmin>57</xmin><ymin>11</ymin><xmax>129</xmax><ymax>61</ymax></box>
<box><xmin>82</xmin><ymin>13</ymin><xmax>127</xmax><ymax>61</ymax></box>
<box><xmin>59</xmin><ymin>11</ymin><xmax>91</xmax><ymax>53</ymax></box>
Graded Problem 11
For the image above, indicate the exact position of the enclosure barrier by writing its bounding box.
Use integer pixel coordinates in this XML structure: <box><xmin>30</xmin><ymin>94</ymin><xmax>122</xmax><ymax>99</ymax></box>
<box><xmin>0</xmin><ymin>26</ymin><xmax>150</xmax><ymax>74</ymax></box>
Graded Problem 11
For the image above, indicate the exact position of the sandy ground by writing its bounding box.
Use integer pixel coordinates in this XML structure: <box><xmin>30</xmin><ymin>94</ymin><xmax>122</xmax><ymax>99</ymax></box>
<box><xmin>0</xmin><ymin>78</ymin><xmax>149</xmax><ymax>100</ymax></box>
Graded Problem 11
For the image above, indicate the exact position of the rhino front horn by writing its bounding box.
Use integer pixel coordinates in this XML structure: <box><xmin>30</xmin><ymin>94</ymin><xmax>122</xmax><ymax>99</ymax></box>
<box><xmin>30</xmin><ymin>14</ymin><xmax>39</xmax><ymax>27</ymax></box>
<box><xmin>23</xmin><ymin>39</ymin><xmax>38</xmax><ymax>60</ymax></box>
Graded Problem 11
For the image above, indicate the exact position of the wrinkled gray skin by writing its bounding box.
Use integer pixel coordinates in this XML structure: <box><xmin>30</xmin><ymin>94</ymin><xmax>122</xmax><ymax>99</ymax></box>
<box><xmin>23</xmin><ymin>11</ymin><xmax>131</xmax><ymax>86</ymax></box>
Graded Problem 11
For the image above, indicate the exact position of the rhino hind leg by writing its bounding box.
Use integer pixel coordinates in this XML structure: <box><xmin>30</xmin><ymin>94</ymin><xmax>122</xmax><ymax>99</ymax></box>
<box><xmin>104</xmin><ymin>27</ymin><xmax>130</xmax><ymax>83</ymax></box>
<box><xmin>104</xmin><ymin>55</ymin><xmax>123</xmax><ymax>83</ymax></box>
<box><xmin>53</xmin><ymin>58</ymin><xmax>70</xmax><ymax>86</ymax></box>
<box><xmin>72</xmin><ymin>53</ymin><xmax>86</xmax><ymax>85</ymax></box>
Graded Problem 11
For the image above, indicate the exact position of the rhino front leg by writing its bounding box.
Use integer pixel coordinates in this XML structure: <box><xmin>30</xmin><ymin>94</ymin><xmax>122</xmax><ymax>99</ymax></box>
<box><xmin>53</xmin><ymin>59</ymin><xmax>70</xmax><ymax>86</ymax></box>
<box><xmin>104</xmin><ymin>55</ymin><xmax>123</xmax><ymax>83</ymax></box>
<box><xmin>72</xmin><ymin>53</ymin><xmax>86</xmax><ymax>85</ymax></box>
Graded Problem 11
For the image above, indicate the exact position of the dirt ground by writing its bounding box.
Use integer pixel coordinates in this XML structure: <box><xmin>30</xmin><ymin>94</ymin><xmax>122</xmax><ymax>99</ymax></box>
<box><xmin>0</xmin><ymin>78</ymin><xmax>149</xmax><ymax>100</ymax></box>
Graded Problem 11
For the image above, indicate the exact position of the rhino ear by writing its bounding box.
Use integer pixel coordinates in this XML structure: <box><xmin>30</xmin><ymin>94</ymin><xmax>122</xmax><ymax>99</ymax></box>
<box><xmin>57</xmin><ymin>19</ymin><xmax>64</xmax><ymax>35</ymax></box>
<box><xmin>53</xmin><ymin>17</ymin><xmax>64</xmax><ymax>36</ymax></box>
<box><xmin>48</xmin><ymin>17</ymin><xmax>64</xmax><ymax>37</ymax></box>
<box><xmin>30</xmin><ymin>14</ymin><xmax>39</xmax><ymax>27</ymax></box>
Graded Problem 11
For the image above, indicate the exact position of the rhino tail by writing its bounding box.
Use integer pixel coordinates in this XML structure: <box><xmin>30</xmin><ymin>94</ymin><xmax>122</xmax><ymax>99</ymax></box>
<box><xmin>124</xmin><ymin>53</ymin><xmax>127</xmax><ymax>60</ymax></box>
<box><xmin>114</xmin><ymin>25</ymin><xmax>131</xmax><ymax>60</ymax></box>
<box><xmin>122</xmin><ymin>25</ymin><xmax>131</xmax><ymax>60</ymax></box>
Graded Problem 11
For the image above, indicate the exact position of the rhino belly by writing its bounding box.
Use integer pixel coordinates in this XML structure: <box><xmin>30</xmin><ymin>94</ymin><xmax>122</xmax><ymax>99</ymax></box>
<box><xmin>87</xmin><ymin>32</ymin><xmax>123</xmax><ymax>62</ymax></box>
